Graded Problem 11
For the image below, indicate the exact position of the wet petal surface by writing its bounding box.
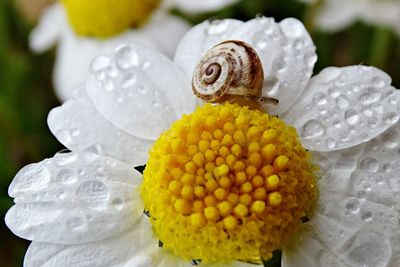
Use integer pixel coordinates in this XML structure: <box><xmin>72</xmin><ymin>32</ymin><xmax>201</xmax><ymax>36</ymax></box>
<box><xmin>284</xmin><ymin>66</ymin><xmax>400</xmax><ymax>151</ymax></box>
<box><xmin>6</xmin><ymin>151</ymin><xmax>143</xmax><ymax>244</ymax></box>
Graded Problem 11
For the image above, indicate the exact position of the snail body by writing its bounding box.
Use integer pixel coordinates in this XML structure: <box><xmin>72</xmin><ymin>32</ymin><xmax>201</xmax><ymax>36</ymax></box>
<box><xmin>192</xmin><ymin>40</ymin><xmax>265</xmax><ymax>104</ymax></box>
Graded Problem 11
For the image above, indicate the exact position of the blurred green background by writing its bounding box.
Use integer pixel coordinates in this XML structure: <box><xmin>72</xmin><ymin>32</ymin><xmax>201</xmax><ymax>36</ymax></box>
<box><xmin>0</xmin><ymin>0</ymin><xmax>399</xmax><ymax>266</ymax></box>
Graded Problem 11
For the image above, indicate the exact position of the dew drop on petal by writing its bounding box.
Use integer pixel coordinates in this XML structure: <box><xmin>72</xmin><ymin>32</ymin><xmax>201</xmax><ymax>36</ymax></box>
<box><xmin>346</xmin><ymin>198</ymin><xmax>360</xmax><ymax>213</ymax></box>
<box><xmin>207</xmin><ymin>20</ymin><xmax>229</xmax><ymax>35</ymax></box>
<box><xmin>111</xmin><ymin>197</ymin><xmax>124</xmax><ymax>210</ymax></box>
<box><xmin>361</xmin><ymin>210</ymin><xmax>373</xmax><ymax>221</ymax></box>
<box><xmin>303</xmin><ymin>51</ymin><xmax>317</xmax><ymax>68</ymax></box>
<box><xmin>320</xmin><ymin>68</ymin><xmax>341</xmax><ymax>83</ymax></box>
<box><xmin>312</xmin><ymin>92</ymin><xmax>327</xmax><ymax>106</ymax></box>
<box><xmin>115</xmin><ymin>45</ymin><xmax>139</xmax><ymax>69</ymax></box>
<box><xmin>388</xmin><ymin>176</ymin><xmax>400</xmax><ymax>192</ymax></box>
<box><xmin>383</xmin><ymin>112</ymin><xmax>399</xmax><ymax>124</ymax></box>
<box><xmin>77</xmin><ymin>181</ymin><xmax>110</xmax><ymax>208</ymax></box>
<box><xmin>300</xmin><ymin>119</ymin><xmax>326</xmax><ymax>139</ymax></box>
<box><xmin>347</xmin><ymin>232</ymin><xmax>391</xmax><ymax>267</ymax></box>
<box><xmin>335</xmin><ymin>94</ymin><xmax>350</xmax><ymax>109</ymax></box>
<box><xmin>345</xmin><ymin>109</ymin><xmax>360</xmax><ymax>125</ymax></box>
<box><xmin>90</xmin><ymin>55</ymin><xmax>111</xmax><ymax>73</ymax></box>
<box><xmin>56</xmin><ymin>169</ymin><xmax>77</xmax><ymax>184</ymax></box>
<box><xmin>66</xmin><ymin>216</ymin><xmax>87</xmax><ymax>232</ymax></box>
<box><xmin>359</xmin><ymin>157</ymin><xmax>379</xmax><ymax>173</ymax></box>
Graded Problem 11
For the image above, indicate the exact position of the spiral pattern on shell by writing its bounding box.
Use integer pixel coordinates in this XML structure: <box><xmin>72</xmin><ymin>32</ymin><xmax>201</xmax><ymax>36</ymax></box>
<box><xmin>192</xmin><ymin>40</ymin><xmax>264</xmax><ymax>103</ymax></box>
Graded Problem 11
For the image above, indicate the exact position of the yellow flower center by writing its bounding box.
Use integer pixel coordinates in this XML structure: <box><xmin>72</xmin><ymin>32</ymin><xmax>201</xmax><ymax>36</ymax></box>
<box><xmin>61</xmin><ymin>0</ymin><xmax>161</xmax><ymax>38</ymax></box>
<box><xmin>141</xmin><ymin>103</ymin><xmax>317</xmax><ymax>264</ymax></box>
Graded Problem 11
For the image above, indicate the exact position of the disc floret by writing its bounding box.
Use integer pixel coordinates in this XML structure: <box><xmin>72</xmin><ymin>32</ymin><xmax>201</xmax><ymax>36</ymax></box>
<box><xmin>62</xmin><ymin>0</ymin><xmax>161</xmax><ymax>38</ymax></box>
<box><xmin>142</xmin><ymin>103</ymin><xmax>317</xmax><ymax>263</ymax></box>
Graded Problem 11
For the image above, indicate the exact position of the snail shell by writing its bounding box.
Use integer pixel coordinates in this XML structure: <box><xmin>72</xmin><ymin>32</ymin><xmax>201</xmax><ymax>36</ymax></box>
<box><xmin>192</xmin><ymin>40</ymin><xmax>264</xmax><ymax>103</ymax></box>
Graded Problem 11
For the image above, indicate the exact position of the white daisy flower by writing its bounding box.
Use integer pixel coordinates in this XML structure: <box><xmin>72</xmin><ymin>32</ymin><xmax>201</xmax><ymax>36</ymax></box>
<box><xmin>299</xmin><ymin>0</ymin><xmax>400</xmax><ymax>34</ymax></box>
<box><xmin>6</xmin><ymin>17</ymin><xmax>400</xmax><ymax>267</ymax></box>
<box><xmin>30</xmin><ymin>0</ymin><xmax>239</xmax><ymax>102</ymax></box>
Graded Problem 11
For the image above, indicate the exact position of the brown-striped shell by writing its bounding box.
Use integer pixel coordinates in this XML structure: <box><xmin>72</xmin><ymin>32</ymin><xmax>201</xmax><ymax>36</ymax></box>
<box><xmin>192</xmin><ymin>40</ymin><xmax>264</xmax><ymax>103</ymax></box>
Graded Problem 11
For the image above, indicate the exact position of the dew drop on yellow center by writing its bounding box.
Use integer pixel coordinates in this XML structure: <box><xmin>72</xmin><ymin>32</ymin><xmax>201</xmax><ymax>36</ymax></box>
<box><xmin>141</xmin><ymin>103</ymin><xmax>317</xmax><ymax>264</ymax></box>
<box><xmin>61</xmin><ymin>0</ymin><xmax>161</xmax><ymax>38</ymax></box>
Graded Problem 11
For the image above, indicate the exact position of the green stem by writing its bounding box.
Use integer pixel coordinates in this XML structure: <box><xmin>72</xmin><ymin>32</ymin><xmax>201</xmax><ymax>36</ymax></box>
<box><xmin>368</xmin><ymin>26</ymin><xmax>392</xmax><ymax>68</ymax></box>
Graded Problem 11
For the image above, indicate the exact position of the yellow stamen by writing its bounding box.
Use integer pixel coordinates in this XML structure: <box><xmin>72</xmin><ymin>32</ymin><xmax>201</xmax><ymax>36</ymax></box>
<box><xmin>142</xmin><ymin>103</ymin><xmax>317</xmax><ymax>263</ymax></box>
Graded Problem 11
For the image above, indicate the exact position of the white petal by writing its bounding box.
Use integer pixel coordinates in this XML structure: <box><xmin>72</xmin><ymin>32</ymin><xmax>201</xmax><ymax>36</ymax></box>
<box><xmin>5</xmin><ymin>151</ymin><xmax>143</xmax><ymax>244</ymax></box>
<box><xmin>282</xmin><ymin>224</ymin><xmax>349</xmax><ymax>267</ymax></box>
<box><xmin>86</xmin><ymin>43</ymin><xmax>196</xmax><ymax>140</ymax></box>
<box><xmin>171</xmin><ymin>0</ymin><xmax>239</xmax><ymax>13</ymax></box>
<box><xmin>315</xmin><ymin>0</ymin><xmax>361</xmax><ymax>31</ymax></box>
<box><xmin>29</xmin><ymin>3</ymin><xmax>65</xmax><ymax>53</ymax></box>
<box><xmin>309</xmin><ymin>122</ymin><xmax>400</xmax><ymax>266</ymax></box>
<box><xmin>175</xmin><ymin>18</ymin><xmax>316</xmax><ymax>115</ymax></box>
<box><xmin>48</xmin><ymin>97</ymin><xmax>152</xmax><ymax>166</ymax></box>
<box><xmin>229</xmin><ymin>17</ymin><xmax>316</xmax><ymax>115</ymax></box>
<box><xmin>283</xmin><ymin>65</ymin><xmax>400</xmax><ymax>151</ymax></box>
<box><xmin>174</xmin><ymin>19</ymin><xmax>245</xmax><ymax>79</ymax></box>
<box><xmin>51</xmin><ymin>11</ymin><xmax>189</xmax><ymax>101</ymax></box>
<box><xmin>24</xmin><ymin>217</ymin><xmax>158</xmax><ymax>267</ymax></box>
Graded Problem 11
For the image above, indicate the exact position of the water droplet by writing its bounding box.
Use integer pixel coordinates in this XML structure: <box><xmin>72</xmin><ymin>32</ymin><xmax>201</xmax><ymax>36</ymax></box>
<box><xmin>101</xmin><ymin>80</ymin><xmax>114</xmax><ymax>92</ymax></box>
<box><xmin>388</xmin><ymin>176</ymin><xmax>400</xmax><ymax>192</ymax></box>
<box><xmin>121</xmin><ymin>72</ymin><xmax>137</xmax><ymax>89</ymax></box>
<box><xmin>358</xmin><ymin>87</ymin><xmax>381</xmax><ymax>104</ymax></box>
<box><xmin>347</xmin><ymin>232</ymin><xmax>390</xmax><ymax>267</ymax></box>
<box><xmin>320</xmin><ymin>68</ymin><xmax>341</xmax><ymax>83</ymax></box>
<box><xmin>360</xmin><ymin>157</ymin><xmax>379</xmax><ymax>172</ymax></box>
<box><xmin>253</xmin><ymin>32</ymin><xmax>269</xmax><ymax>49</ymax></box>
<box><xmin>136</xmin><ymin>85</ymin><xmax>147</xmax><ymax>95</ymax></box>
<box><xmin>361</xmin><ymin>210</ymin><xmax>373</xmax><ymax>221</ymax></box>
<box><xmin>357</xmin><ymin>190</ymin><xmax>366</xmax><ymax>200</ymax></box>
<box><xmin>383</xmin><ymin>112</ymin><xmax>399</xmax><ymax>124</ymax></box>
<box><xmin>56</xmin><ymin>169</ymin><xmax>77</xmax><ymax>184</ymax></box>
<box><xmin>112</xmin><ymin>198</ymin><xmax>124</xmax><ymax>210</ymax></box>
<box><xmin>375</xmin><ymin>175</ymin><xmax>384</xmax><ymax>184</ymax></box>
<box><xmin>345</xmin><ymin>109</ymin><xmax>360</xmax><ymax>125</ymax></box>
<box><xmin>57</xmin><ymin>130</ymin><xmax>73</xmax><ymax>145</ymax></box>
<box><xmin>336</xmin><ymin>94</ymin><xmax>350</xmax><ymax>109</ymax></box>
<box><xmin>300</xmin><ymin>119</ymin><xmax>326</xmax><ymax>139</ymax></box>
<box><xmin>53</xmin><ymin>187</ymin><xmax>65</xmax><ymax>199</ymax></box>
<box><xmin>382</xmin><ymin>130</ymin><xmax>398</xmax><ymax>148</ymax></box>
<box><xmin>90</xmin><ymin>55</ymin><xmax>111</xmax><ymax>73</ymax></box>
<box><xmin>325</xmin><ymin>137</ymin><xmax>336</xmax><ymax>149</ymax></box>
<box><xmin>303</xmin><ymin>51</ymin><xmax>317</xmax><ymax>68</ymax></box>
<box><xmin>371</xmin><ymin>76</ymin><xmax>386</xmax><ymax>88</ymax></box>
<box><xmin>141</xmin><ymin>61</ymin><xmax>151</xmax><ymax>70</ymax></box>
<box><xmin>54</xmin><ymin>152</ymin><xmax>77</xmax><ymax>166</ymax></box>
<box><xmin>66</xmin><ymin>217</ymin><xmax>87</xmax><ymax>232</ymax></box>
<box><xmin>115</xmin><ymin>45</ymin><xmax>139</xmax><ymax>69</ymax></box>
<box><xmin>293</xmin><ymin>39</ymin><xmax>304</xmax><ymax>50</ymax></box>
<box><xmin>333</xmin><ymin>120</ymin><xmax>342</xmax><ymax>128</ymax></box>
<box><xmin>280</xmin><ymin>19</ymin><xmax>304</xmax><ymax>38</ymax></box>
<box><xmin>363</xmin><ymin>182</ymin><xmax>372</xmax><ymax>192</ymax></box>
<box><xmin>382</xmin><ymin>163</ymin><xmax>391</xmax><ymax>173</ymax></box>
<box><xmin>328</xmin><ymin>87</ymin><xmax>340</xmax><ymax>98</ymax></box>
<box><xmin>346</xmin><ymin>198</ymin><xmax>360</xmax><ymax>213</ymax></box>
<box><xmin>272</xmin><ymin>58</ymin><xmax>286</xmax><ymax>72</ymax></box>
<box><xmin>312</xmin><ymin>92</ymin><xmax>327</xmax><ymax>105</ymax></box>
<box><xmin>367</xmin><ymin>116</ymin><xmax>379</xmax><ymax>128</ymax></box>
<box><xmin>70</xmin><ymin>128</ymin><xmax>80</xmax><ymax>137</ymax></box>
<box><xmin>207</xmin><ymin>20</ymin><xmax>229</xmax><ymax>35</ymax></box>
<box><xmin>77</xmin><ymin>180</ymin><xmax>110</xmax><ymax>208</ymax></box>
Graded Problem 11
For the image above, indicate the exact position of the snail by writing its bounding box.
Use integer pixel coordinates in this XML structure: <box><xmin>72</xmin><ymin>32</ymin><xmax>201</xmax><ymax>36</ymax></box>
<box><xmin>192</xmin><ymin>40</ymin><xmax>278</xmax><ymax>108</ymax></box>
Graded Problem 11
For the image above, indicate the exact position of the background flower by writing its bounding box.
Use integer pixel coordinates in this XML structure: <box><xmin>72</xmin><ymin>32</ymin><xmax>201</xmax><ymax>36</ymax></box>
<box><xmin>30</xmin><ymin>0</ymin><xmax>240</xmax><ymax>101</ymax></box>
<box><xmin>300</xmin><ymin>0</ymin><xmax>400</xmax><ymax>35</ymax></box>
